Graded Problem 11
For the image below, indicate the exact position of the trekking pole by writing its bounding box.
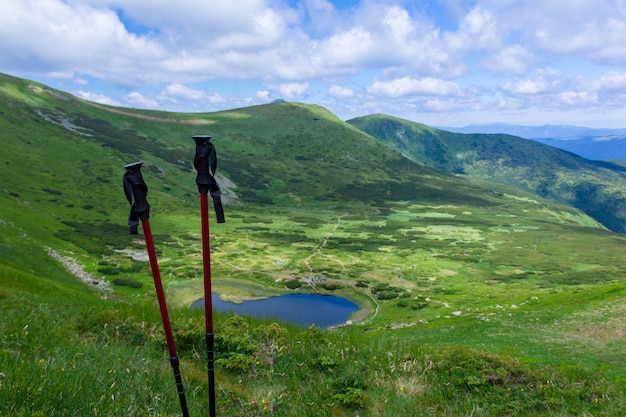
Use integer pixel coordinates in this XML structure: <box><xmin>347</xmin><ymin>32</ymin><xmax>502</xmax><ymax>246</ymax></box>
<box><xmin>193</xmin><ymin>135</ymin><xmax>225</xmax><ymax>417</ymax></box>
<box><xmin>123</xmin><ymin>161</ymin><xmax>190</xmax><ymax>417</ymax></box>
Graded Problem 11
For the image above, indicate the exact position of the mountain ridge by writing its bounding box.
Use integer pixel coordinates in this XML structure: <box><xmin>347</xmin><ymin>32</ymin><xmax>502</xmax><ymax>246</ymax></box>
<box><xmin>348</xmin><ymin>114</ymin><xmax>626</xmax><ymax>233</ymax></box>
<box><xmin>1</xmin><ymin>72</ymin><xmax>621</xmax><ymax>234</ymax></box>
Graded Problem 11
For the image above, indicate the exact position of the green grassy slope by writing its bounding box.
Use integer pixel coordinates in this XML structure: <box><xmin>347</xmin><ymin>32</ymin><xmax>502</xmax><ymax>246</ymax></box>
<box><xmin>348</xmin><ymin>113</ymin><xmax>626</xmax><ymax>233</ymax></box>
<box><xmin>1</xmin><ymin>73</ymin><xmax>625</xmax><ymax>416</ymax></box>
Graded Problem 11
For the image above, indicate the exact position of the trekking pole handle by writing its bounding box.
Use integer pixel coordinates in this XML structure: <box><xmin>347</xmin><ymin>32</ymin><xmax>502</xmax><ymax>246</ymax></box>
<box><xmin>193</xmin><ymin>135</ymin><xmax>215</xmax><ymax>195</ymax></box>
<box><xmin>193</xmin><ymin>135</ymin><xmax>225</xmax><ymax>223</ymax></box>
<box><xmin>123</xmin><ymin>162</ymin><xmax>151</xmax><ymax>233</ymax></box>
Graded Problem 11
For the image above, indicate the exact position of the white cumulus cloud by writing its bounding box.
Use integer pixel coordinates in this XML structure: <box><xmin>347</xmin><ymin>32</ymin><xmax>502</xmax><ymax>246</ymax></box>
<box><xmin>482</xmin><ymin>45</ymin><xmax>536</xmax><ymax>75</ymax></box>
<box><xmin>329</xmin><ymin>85</ymin><xmax>354</xmax><ymax>98</ymax></box>
<box><xmin>2</xmin><ymin>0</ymin><xmax>626</xmax><ymax>126</ymax></box>
<box><xmin>367</xmin><ymin>77</ymin><xmax>459</xmax><ymax>98</ymax></box>
<box><xmin>156</xmin><ymin>84</ymin><xmax>225</xmax><ymax>109</ymax></box>
<box><xmin>125</xmin><ymin>92</ymin><xmax>158</xmax><ymax>109</ymax></box>
<box><xmin>77</xmin><ymin>90</ymin><xmax>119</xmax><ymax>106</ymax></box>
<box><xmin>270</xmin><ymin>82</ymin><xmax>310</xmax><ymax>99</ymax></box>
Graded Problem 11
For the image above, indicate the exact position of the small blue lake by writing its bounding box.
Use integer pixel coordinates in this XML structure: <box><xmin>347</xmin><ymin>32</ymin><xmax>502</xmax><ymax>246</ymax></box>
<box><xmin>191</xmin><ymin>293</ymin><xmax>359</xmax><ymax>328</ymax></box>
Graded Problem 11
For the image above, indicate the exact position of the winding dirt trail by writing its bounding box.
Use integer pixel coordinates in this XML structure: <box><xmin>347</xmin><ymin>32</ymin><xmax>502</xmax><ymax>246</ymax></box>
<box><xmin>304</xmin><ymin>212</ymin><xmax>348</xmax><ymax>273</ymax></box>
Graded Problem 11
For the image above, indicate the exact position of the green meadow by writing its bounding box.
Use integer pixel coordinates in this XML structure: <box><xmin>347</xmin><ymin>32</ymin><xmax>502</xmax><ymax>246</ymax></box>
<box><xmin>1</xmin><ymin>73</ymin><xmax>625</xmax><ymax>416</ymax></box>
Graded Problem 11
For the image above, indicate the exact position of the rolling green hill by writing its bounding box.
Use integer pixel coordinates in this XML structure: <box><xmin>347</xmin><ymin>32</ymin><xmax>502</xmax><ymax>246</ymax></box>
<box><xmin>1</xmin><ymin>72</ymin><xmax>625</xmax><ymax>416</ymax></box>
<box><xmin>348</xmin><ymin>113</ymin><xmax>626</xmax><ymax>233</ymax></box>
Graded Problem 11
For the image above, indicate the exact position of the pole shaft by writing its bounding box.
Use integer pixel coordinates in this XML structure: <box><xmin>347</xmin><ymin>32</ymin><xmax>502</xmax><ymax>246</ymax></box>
<box><xmin>206</xmin><ymin>332</ymin><xmax>216</xmax><ymax>417</ymax></box>
<box><xmin>170</xmin><ymin>356</ymin><xmax>190</xmax><ymax>417</ymax></box>
<box><xmin>201</xmin><ymin>193</ymin><xmax>214</xmax><ymax>334</ymax></box>
<box><xmin>125</xmin><ymin>163</ymin><xmax>189</xmax><ymax>417</ymax></box>
<box><xmin>143</xmin><ymin>219</ymin><xmax>177</xmax><ymax>358</ymax></box>
<box><xmin>201</xmin><ymin>193</ymin><xmax>217</xmax><ymax>417</ymax></box>
<box><xmin>142</xmin><ymin>219</ymin><xmax>190</xmax><ymax>417</ymax></box>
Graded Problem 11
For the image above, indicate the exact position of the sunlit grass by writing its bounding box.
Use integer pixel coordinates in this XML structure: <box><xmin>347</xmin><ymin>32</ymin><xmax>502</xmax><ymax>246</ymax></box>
<box><xmin>1</xmin><ymin>73</ymin><xmax>626</xmax><ymax>416</ymax></box>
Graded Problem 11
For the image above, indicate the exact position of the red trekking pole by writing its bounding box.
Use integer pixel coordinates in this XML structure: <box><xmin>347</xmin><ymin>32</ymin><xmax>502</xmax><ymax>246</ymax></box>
<box><xmin>123</xmin><ymin>162</ymin><xmax>190</xmax><ymax>417</ymax></box>
<box><xmin>193</xmin><ymin>135</ymin><xmax>225</xmax><ymax>417</ymax></box>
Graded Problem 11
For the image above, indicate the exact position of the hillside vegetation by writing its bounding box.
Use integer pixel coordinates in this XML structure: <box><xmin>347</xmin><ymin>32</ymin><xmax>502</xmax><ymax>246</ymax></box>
<box><xmin>348</xmin><ymin>114</ymin><xmax>626</xmax><ymax>233</ymax></box>
<box><xmin>1</xmin><ymin>72</ymin><xmax>625</xmax><ymax>416</ymax></box>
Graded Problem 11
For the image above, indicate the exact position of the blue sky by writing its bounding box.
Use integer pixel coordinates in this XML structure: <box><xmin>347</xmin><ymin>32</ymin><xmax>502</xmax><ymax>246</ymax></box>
<box><xmin>1</xmin><ymin>0</ymin><xmax>626</xmax><ymax>128</ymax></box>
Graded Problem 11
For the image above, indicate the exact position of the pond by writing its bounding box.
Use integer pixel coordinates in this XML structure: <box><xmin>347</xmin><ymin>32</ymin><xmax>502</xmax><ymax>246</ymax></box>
<box><xmin>191</xmin><ymin>293</ymin><xmax>359</xmax><ymax>328</ymax></box>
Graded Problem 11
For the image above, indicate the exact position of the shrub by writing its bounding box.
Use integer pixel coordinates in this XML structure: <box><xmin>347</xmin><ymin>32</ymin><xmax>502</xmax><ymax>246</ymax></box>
<box><xmin>168</xmin><ymin>317</ymin><xmax>205</xmax><ymax>353</ymax></box>
<box><xmin>332</xmin><ymin>387</ymin><xmax>365</xmax><ymax>409</ymax></box>
<box><xmin>112</xmin><ymin>278</ymin><xmax>142</xmax><ymax>288</ymax></box>
<box><xmin>215</xmin><ymin>315</ymin><xmax>258</xmax><ymax>356</ymax></box>
<box><xmin>410</xmin><ymin>301</ymin><xmax>429</xmax><ymax>310</ymax></box>
<box><xmin>320</xmin><ymin>283</ymin><xmax>341</xmax><ymax>291</ymax></box>
<box><xmin>98</xmin><ymin>266</ymin><xmax>120</xmax><ymax>275</ymax></box>
<box><xmin>285</xmin><ymin>279</ymin><xmax>303</xmax><ymax>289</ymax></box>
<box><xmin>313</xmin><ymin>355</ymin><xmax>339</xmax><ymax>370</ymax></box>
<box><xmin>99</xmin><ymin>262</ymin><xmax>149</xmax><ymax>276</ymax></box>
<box><xmin>377</xmin><ymin>291</ymin><xmax>399</xmax><ymax>300</ymax></box>
<box><xmin>254</xmin><ymin>322</ymin><xmax>287</xmax><ymax>366</ymax></box>
<box><xmin>372</xmin><ymin>283</ymin><xmax>391</xmax><ymax>293</ymax></box>
<box><xmin>438</xmin><ymin>349</ymin><xmax>524</xmax><ymax>388</ymax></box>
<box><xmin>371</xmin><ymin>283</ymin><xmax>402</xmax><ymax>295</ymax></box>
<box><xmin>216</xmin><ymin>352</ymin><xmax>254</xmax><ymax>373</ymax></box>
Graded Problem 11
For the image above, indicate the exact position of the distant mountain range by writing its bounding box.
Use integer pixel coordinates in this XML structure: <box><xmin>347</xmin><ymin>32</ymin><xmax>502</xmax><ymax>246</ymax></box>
<box><xmin>441</xmin><ymin>123</ymin><xmax>626</xmax><ymax>161</ymax></box>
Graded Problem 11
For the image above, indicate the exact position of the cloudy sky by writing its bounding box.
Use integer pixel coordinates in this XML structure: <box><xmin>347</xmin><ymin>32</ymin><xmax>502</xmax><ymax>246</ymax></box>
<box><xmin>2</xmin><ymin>0</ymin><xmax>626</xmax><ymax>128</ymax></box>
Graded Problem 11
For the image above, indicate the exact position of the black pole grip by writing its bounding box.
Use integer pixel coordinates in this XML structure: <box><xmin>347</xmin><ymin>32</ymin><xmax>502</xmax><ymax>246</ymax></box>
<box><xmin>193</xmin><ymin>135</ymin><xmax>215</xmax><ymax>195</ymax></box>
<box><xmin>169</xmin><ymin>356</ymin><xmax>190</xmax><ymax>417</ymax></box>
<box><xmin>193</xmin><ymin>135</ymin><xmax>225</xmax><ymax>223</ymax></box>
<box><xmin>123</xmin><ymin>161</ymin><xmax>150</xmax><ymax>234</ymax></box>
